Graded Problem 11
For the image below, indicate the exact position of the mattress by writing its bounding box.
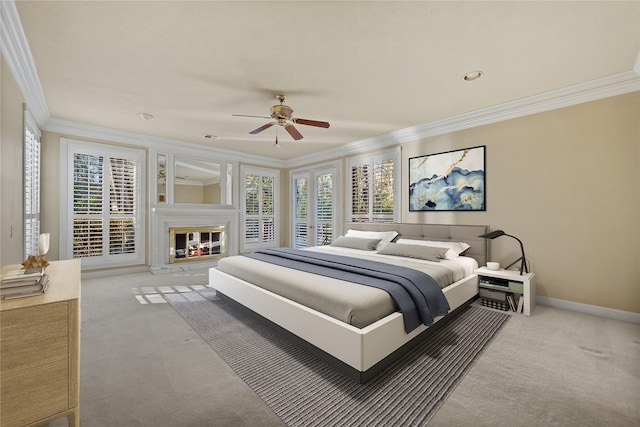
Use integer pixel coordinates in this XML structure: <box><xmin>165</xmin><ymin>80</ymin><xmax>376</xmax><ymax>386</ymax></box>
<box><xmin>214</xmin><ymin>246</ymin><xmax>477</xmax><ymax>328</ymax></box>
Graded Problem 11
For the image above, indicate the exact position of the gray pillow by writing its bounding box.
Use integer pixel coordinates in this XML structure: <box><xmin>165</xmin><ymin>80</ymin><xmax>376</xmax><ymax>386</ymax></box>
<box><xmin>331</xmin><ymin>236</ymin><xmax>382</xmax><ymax>251</ymax></box>
<box><xmin>377</xmin><ymin>243</ymin><xmax>449</xmax><ymax>262</ymax></box>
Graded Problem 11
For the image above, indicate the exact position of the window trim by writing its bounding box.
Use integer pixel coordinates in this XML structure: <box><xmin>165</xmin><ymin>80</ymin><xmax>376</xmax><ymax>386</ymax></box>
<box><xmin>60</xmin><ymin>138</ymin><xmax>146</xmax><ymax>269</ymax></box>
<box><xmin>240</xmin><ymin>165</ymin><xmax>280</xmax><ymax>253</ymax></box>
<box><xmin>345</xmin><ymin>147</ymin><xmax>401</xmax><ymax>224</ymax></box>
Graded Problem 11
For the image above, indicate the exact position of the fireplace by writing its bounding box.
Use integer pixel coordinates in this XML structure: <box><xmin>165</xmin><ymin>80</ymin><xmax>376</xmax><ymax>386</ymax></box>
<box><xmin>149</xmin><ymin>205</ymin><xmax>237</xmax><ymax>272</ymax></box>
<box><xmin>169</xmin><ymin>226</ymin><xmax>225</xmax><ymax>264</ymax></box>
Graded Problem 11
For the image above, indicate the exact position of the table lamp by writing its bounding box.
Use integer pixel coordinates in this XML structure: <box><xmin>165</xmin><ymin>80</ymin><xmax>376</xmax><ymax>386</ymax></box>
<box><xmin>478</xmin><ymin>230</ymin><xmax>528</xmax><ymax>275</ymax></box>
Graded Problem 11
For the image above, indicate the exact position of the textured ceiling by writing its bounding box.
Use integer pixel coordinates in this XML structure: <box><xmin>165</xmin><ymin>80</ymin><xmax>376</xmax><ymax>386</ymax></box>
<box><xmin>14</xmin><ymin>1</ymin><xmax>640</xmax><ymax>160</ymax></box>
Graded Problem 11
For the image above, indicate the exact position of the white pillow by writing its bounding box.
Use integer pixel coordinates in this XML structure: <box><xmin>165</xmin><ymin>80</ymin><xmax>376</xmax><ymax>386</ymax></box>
<box><xmin>345</xmin><ymin>229</ymin><xmax>399</xmax><ymax>250</ymax></box>
<box><xmin>396</xmin><ymin>238</ymin><xmax>471</xmax><ymax>259</ymax></box>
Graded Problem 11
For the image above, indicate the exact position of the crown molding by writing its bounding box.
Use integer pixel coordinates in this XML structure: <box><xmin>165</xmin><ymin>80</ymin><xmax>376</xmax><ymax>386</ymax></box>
<box><xmin>0</xmin><ymin>0</ymin><xmax>50</xmax><ymax>126</ymax></box>
<box><xmin>45</xmin><ymin>118</ymin><xmax>286</xmax><ymax>168</ymax></box>
<box><xmin>41</xmin><ymin>70</ymin><xmax>640</xmax><ymax>171</ymax></box>
<box><xmin>284</xmin><ymin>69</ymin><xmax>640</xmax><ymax>168</ymax></box>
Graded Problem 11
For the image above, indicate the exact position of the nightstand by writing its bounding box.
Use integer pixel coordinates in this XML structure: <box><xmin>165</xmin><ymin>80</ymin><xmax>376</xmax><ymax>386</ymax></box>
<box><xmin>475</xmin><ymin>267</ymin><xmax>536</xmax><ymax>316</ymax></box>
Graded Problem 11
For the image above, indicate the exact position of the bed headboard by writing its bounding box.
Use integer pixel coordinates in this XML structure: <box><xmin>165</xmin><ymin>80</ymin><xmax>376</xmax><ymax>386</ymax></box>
<box><xmin>344</xmin><ymin>222</ymin><xmax>489</xmax><ymax>267</ymax></box>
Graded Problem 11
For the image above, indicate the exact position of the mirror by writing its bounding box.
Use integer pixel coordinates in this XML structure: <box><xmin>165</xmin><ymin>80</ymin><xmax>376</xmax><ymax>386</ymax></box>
<box><xmin>157</xmin><ymin>154</ymin><xmax>167</xmax><ymax>203</ymax></box>
<box><xmin>173</xmin><ymin>157</ymin><xmax>233</xmax><ymax>205</ymax></box>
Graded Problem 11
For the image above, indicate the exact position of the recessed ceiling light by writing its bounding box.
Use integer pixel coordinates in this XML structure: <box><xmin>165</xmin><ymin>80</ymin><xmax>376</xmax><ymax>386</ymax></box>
<box><xmin>463</xmin><ymin>71</ymin><xmax>483</xmax><ymax>81</ymax></box>
<box><xmin>204</xmin><ymin>134</ymin><xmax>221</xmax><ymax>140</ymax></box>
<box><xmin>139</xmin><ymin>112</ymin><xmax>154</xmax><ymax>120</ymax></box>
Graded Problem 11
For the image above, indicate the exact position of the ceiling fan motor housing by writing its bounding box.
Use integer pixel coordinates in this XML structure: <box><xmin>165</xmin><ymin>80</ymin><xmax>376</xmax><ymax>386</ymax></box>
<box><xmin>270</xmin><ymin>104</ymin><xmax>293</xmax><ymax>119</ymax></box>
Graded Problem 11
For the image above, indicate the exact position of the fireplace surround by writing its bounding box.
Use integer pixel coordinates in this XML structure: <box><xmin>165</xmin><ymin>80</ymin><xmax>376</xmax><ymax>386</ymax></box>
<box><xmin>149</xmin><ymin>205</ymin><xmax>238</xmax><ymax>272</ymax></box>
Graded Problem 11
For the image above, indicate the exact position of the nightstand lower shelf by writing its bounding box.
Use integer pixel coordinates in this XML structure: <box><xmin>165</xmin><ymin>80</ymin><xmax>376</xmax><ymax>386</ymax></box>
<box><xmin>475</xmin><ymin>267</ymin><xmax>535</xmax><ymax>316</ymax></box>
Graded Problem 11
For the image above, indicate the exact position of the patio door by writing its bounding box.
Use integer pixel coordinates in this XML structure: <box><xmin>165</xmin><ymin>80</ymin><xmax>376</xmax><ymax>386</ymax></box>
<box><xmin>291</xmin><ymin>166</ymin><xmax>337</xmax><ymax>248</ymax></box>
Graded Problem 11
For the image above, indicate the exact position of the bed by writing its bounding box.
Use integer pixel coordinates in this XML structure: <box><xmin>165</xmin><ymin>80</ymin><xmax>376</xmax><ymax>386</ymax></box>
<box><xmin>208</xmin><ymin>222</ymin><xmax>488</xmax><ymax>382</ymax></box>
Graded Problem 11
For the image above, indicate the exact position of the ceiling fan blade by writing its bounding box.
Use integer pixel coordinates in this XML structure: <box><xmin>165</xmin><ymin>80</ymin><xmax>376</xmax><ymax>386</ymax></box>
<box><xmin>233</xmin><ymin>114</ymin><xmax>271</xmax><ymax>119</ymax></box>
<box><xmin>293</xmin><ymin>118</ymin><xmax>330</xmax><ymax>128</ymax></box>
<box><xmin>285</xmin><ymin>124</ymin><xmax>303</xmax><ymax>140</ymax></box>
<box><xmin>249</xmin><ymin>123</ymin><xmax>275</xmax><ymax>134</ymax></box>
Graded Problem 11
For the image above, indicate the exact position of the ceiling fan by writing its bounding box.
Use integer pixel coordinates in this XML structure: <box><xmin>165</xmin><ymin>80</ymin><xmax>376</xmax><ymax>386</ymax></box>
<box><xmin>233</xmin><ymin>95</ymin><xmax>330</xmax><ymax>142</ymax></box>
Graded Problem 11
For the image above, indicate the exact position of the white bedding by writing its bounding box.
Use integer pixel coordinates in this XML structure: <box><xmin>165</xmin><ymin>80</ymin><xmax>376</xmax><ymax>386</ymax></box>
<box><xmin>215</xmin><ymin>245</ymin><xmax>478</xmax><ymax>329</ymax></box>
<box><xmin>306</xmin><ymin>245</ymin><xmax>478</xmax><ymax>281</ymax></box>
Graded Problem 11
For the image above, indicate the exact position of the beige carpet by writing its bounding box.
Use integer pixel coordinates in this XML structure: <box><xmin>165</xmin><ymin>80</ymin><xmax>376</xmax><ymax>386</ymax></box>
<box><xmin>46</xmin><ymin>268</ymin><xmax>639</xmax><ymax>426</ymax></box>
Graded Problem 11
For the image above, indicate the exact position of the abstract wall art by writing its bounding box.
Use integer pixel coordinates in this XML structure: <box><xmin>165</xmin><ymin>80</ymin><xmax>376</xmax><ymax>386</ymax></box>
<box><xmin>409</xmin><ymin>146</ymin><xmax>485</xmax><ymax>211</ymax></box>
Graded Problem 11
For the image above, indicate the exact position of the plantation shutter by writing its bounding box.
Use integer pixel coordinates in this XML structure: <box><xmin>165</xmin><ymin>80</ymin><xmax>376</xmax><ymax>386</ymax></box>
<box><xmin>73</xmin><ymin>153</ymin><xmax>104</xmax><ymax>258</ymax></box>
<box><xmin>63</xmin><ymin>139</ymin><xmax>145</xmax><ymax>268</ymax></box>
<box><xmin>293</xmin><ymin>176</ymin><xmax>308</xmax><ymax>248</ymax></box>
<box><xmin>244</xmin><ymin>174</ymin><xmax>260</xmax><ymax>244</ymax></box>
<box><xmin>347</xmin><ymin>148</ymin><xmax>400</xmax><ymax>223</ymax></box>
<box><xmin>261</xmin><ymin>176</ymin><xmax>275</xmax><ymax>243</ymax></box>
<box><xmin>241</xmin><ymin>166</ymin><xmax>279</xmax><ymax>252</ymax></box>
<box><xmin>24</xmin><ymin>113</ymin><xmax>41</xmax><ymax>258</ymax></box>
<box><xmin>108</xmin><ymin>157</ymin><xmax>136</xmax><ymax>254</ymax></box>
<box><xmin>291</xmin><ymin>165</ymin><xmax>337</xmax><ymax>248</ymax></box>
<box><xmin>372</xmin><ymin>159</ymin><xmax>395</xmax><ymax>222</ymax></box>
<box><xmin>350</xmin><ymin>164</ymin><xmax>370</xmax><ymax>223</ymax></box>
<box><xmin>315</xmin><ymin>173</ymin><xmax>333</xmax><ymax>245</ymax></box>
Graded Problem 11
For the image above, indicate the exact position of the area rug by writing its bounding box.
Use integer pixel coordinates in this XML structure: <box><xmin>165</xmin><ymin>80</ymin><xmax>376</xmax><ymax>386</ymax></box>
<box><xmin>168</xmin><ymin>289</ymin><xmax>510</xmax><ymax>427</ymax></box>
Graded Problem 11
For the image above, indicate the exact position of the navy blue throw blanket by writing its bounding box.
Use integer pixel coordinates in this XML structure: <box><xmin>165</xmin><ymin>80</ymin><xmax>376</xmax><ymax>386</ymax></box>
<box><xmin>244</xmin><ymin>248</ymin><xmax>450</xmax><ymax>332</ymax></box>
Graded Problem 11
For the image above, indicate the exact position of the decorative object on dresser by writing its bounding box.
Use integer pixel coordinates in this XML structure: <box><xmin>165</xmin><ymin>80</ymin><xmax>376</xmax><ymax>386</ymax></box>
<box><xmin>21</xmin><ymin>232</ymin><xmax>51</xmax><ymax>270</ymax></box>
<box><xmin>409</xmin><ymin>146</ymin><xmax>486</xmax><ymax>211</ymax></box>
<box><xmin>478</xmin><ymin>229</ymin><xmax>529</xmax><ymax>275</ymax></box>
<box><xmin>476</xmin><ymin>266</ymin><xmax>535</xmax><ymax>316</ymax></box>
<box><xmin>0</xmin><ymin>259</ymin><xmax>81</xmax><ymax>427</ymax></box>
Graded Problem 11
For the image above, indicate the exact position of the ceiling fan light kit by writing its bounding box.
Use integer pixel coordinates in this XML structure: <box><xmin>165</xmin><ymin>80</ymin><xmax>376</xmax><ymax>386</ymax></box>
<box><xmin>233</xmin><ymin>94</ymin><xmax>330</xmax><ymax>143</ymax></box>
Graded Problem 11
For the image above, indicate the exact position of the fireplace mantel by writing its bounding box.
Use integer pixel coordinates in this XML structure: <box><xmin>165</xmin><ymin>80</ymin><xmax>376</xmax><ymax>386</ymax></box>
<box><xmin>150</xmin><ymin>205</ymin><xmax>239</xmax><ymax>272</ymax></box>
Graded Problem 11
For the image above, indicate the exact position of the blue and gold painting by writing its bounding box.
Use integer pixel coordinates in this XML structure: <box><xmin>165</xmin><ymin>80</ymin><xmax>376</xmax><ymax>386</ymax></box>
<box><xmin>409</xmin><ymin>146</ymin><xmax>485</xmax><ymax>211</ymax></box>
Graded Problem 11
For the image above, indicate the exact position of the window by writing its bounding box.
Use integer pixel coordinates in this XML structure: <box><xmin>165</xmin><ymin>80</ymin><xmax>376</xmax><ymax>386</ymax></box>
<box><xmin>24</xmin><ymin>112</ymin><xmax>41</xmax><ymax>258</ymax></box>
<box><xmin>60</xmin><ymin>139</ymin><xmax>145</xmax><ymax>268</ymax></box>
<box><xmin>291</xmin><ymin>162</ymin><xmax>340</xmax><ymax>248</ymax></box>
<box><xmin>293</xmin><ymin>176</ymin><xmax>308</xmax><ymax>248</ymax></box>
<box><xmin>241</xmin><ymin>166</ymin><xmax>279</xmax><ymax>252</ymax></box>
<box><xmin>346</xmin><ymin>147</ymin><xmax>401</xmax><ymax>223</ymax></box>
<box><xmin>315</xmin><ymin>172</ymin><xmax>334</xmax><ymax>245</ymax></box>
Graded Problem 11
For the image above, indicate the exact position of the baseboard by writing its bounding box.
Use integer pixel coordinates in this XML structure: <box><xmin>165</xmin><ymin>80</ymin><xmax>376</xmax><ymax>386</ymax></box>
<box><xmin>537</xmin><ymin>296</ymin><xmax>640</xmax><ymax>325</ymax></box>
<box><xmin>150</xmin><ymin>260</ymin><xmax>218</xmax><ymax>275</ymax></box>
<box><xmin>81</xmin><ymin>265</ymin><xmax>150</xmax><ymax>279</ymax></box>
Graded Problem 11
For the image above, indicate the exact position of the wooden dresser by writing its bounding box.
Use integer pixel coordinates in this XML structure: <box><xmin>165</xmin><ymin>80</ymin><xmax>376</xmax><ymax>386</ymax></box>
<box><xmin>1</xmin><ymin>259</ymin><xmax>81</xmax><ymax>427</ymax></box>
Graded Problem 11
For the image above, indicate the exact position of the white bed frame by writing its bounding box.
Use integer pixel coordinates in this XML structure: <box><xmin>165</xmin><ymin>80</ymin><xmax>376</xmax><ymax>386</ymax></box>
<box><xmin>208</xmin><ymin>223</ymin><xmax>489</xmax><ymax>382</ymax></box>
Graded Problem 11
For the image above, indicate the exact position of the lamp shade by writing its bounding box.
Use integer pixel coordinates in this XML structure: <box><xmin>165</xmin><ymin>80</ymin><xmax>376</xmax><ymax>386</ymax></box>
<box><xmin>478</xmin><ymin>230</ymin><xmax>505</xmax><ymax>239</ymax></box>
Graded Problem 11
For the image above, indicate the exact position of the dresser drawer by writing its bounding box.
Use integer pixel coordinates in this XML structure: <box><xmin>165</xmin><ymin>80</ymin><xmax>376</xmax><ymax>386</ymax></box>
<box><xmin>1</xmin><ymin>302</ymin><xmax>70</xmax><ymax>426</ymax></box>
